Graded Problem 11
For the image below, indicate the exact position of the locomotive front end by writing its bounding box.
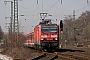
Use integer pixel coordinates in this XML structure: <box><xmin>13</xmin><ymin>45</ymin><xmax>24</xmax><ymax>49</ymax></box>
<box><xmin>40</xmin><ymin>24</ymin><xmax>59</xmax><ymax>51</ymax></box>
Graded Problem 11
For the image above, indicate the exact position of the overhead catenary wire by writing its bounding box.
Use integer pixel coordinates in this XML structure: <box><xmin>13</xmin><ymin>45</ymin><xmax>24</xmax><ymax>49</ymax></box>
<box><xmin>46</xmin><ymin>0</ymin><xmax>60</xmax><ymax>12</ymax></box>
<box><xmin>45</xmin><ymin>0</ymin><xmax>64</xmax><ymax>20</ymax></box>
<box><xmin>76</xmin><ymin>5</ymin><xmax>89</xmax><ymax>12</ymax></box>
<box><xmin>19</xmin><ymin>0</ymin><xmax>90</xmax><ymax>33</ymax></box>
<box><xmin>19</xmin><ymin>5</ymin><xmax>40</xmax><ymax>19</ymax></box>
<box><xmin>20</xmin><ymin>0</ymin><xmax>90</xmax><ymax>21</ymax></box>
<box><xmin>18</xmin><ymin>1</ymin><xmax>41</xmax><ymax>33</ymax></box>
<box><xmin>63</xmin><ymin>1</ymin><xmax>90</xmax><ymax>19</ymax></box>
<box><xmin>23</xmin><ymin>18</ymin><xmax>40</xmax><ymax>33</ymax></box>
<box><xmin>19</xmin><ymin>5</ymin><xmax>37</xmax><ymax>13</ymax></box>
<box><xmin>75</xmin><ymin>0</ymin><xmax>90</xmax><ymax>12</ymax></box>
<box><xmin>76</xmin><ymin>0</ymin><xmax>90</xmax><ymax>13</ymax></box>
<box><xmin>45</xmin><ymin>0</ymin><xmax>63</xmax><ymax>21</ymax></box>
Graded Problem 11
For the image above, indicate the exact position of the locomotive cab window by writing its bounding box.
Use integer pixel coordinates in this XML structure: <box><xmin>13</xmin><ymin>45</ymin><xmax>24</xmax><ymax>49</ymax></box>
<box><xmin>42</xmin><ymin>27</ymin><xmax>57</xmax><ymax>32</ymax></box>
<box><xmin>50</xmin><ymin>27</ymin><xmax>57</xmax><ymax>32</ymax></box>
<box><xmin>42</xmin><ymin>28</ymin><xmax>49</xmax><ymax>32</ymax></box>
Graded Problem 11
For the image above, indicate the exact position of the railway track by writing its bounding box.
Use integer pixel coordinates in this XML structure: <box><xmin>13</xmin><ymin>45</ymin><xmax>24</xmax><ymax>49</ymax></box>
<box><xmin>31</xmin><ymin>51</ymin><xmax>90</xmax><ymax>60</ymax></box>
<box><xmin>30</xmin><ymin>52</ymin><xmax>75</xmax><ymax>60</ymax></box>
<box><xmin>57</xmin><ymin>52</ymin><xmax>90</xmax><ymax>60</ymax></box>
<box><xmin>31</xmin><ymin>52</ymin><xmax>58</xmax><ymax>60</ymax></box>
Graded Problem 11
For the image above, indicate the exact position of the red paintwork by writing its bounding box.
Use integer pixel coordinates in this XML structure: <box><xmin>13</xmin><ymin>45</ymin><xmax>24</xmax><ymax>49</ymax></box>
<box><xmin>24</xmin><ymin>24</ymin><xmax>59</xmax><ymax>45</ymax></box>
<box><xmin>24</xmin><ymin>32</ymin><xmax>34</xmax><ymax>43</ymax></box>
<box><xmin>34</xmin><ymin>24</ymin><xmax>59</xmax><ymax>42</ymax></box>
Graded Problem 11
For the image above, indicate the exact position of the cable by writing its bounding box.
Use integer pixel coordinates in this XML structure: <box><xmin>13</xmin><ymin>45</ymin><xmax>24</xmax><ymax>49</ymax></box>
<box><xmin>24</xmin><ymin>18</ymin><xmax>40</xmax><ymax>28</ymax></box>
<box><xmin>62</xmin><ymin>3</ymin><xmax>90</xmax><ymax>19</ymax></box>
<box><xmin>23</xmin><ymin>18</ymin><xmax>40</xmax><ymax>33</ymax></box>
<box><xmin>76</xmin><ymin>5</ymin><xmax>90</xmax><ymax>12</ymax></box>
<box><xmin>46</xmin><ymin>0</ymin><xmax>60</xmax><ymax>12</ymax></box>
<box><xmin>19</xmin><ymin>5</ymin><xmax>37</xmax><ymax>13</ymax></box>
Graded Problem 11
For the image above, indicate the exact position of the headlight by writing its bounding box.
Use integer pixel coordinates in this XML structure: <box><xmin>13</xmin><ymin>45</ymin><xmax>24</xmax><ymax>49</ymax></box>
<box><xmin>41</xmin><ymin>38</ymin><xmax>43</xmax><ymax>40</ymax></box>
<box><xmin>55</xmin><ymin>38</ymin><xmax>57</xmax><ymax>40</ymax></box>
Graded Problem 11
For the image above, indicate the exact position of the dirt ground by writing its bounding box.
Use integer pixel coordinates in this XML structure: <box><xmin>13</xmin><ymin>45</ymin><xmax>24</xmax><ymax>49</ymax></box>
<box><xmin>1</xmin><ymin>42</ymin><xmax>90</xmax><ymax>60</ymax></box>
<box><xmin>1</xmin><ymin>34</ymin><xmax>90</xmax><ymax>59</ymax></box>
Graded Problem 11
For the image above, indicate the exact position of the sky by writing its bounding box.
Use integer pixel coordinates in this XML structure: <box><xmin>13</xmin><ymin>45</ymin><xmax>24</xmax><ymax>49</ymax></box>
<box><xmin>0</xmin><ymin>0</ymin><xmax>90</xmax><ymax>33</ymax></box>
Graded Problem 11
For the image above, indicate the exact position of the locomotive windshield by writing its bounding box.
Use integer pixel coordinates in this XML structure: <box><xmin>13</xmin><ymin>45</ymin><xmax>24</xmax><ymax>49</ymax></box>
<box><xmin>50</xmin><ymin>27</ymin><xmax>57</xmax><ymax>32</ymax></box>
<box><xmin>42</xmin><ymin>28</ymin><xmax>49</xmax><ymax>32</ymax></box>
<box><xmin>42</xmin><ymin>27</ymin><xmax>57</xmax><ymax>32</ymax></box>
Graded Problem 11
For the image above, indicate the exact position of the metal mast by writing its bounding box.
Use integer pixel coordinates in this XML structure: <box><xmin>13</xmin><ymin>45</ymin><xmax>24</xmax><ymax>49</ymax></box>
<box><xmin>73</xmin><ymin>10</ymin><xmax>76</xmax><ymax>44</ymax></box>
<box><xmin>11</xmin><ymin>1</ymin><xmax>13</xmax><ymax>33</ymax></box>
<box><xmin>13</xmin><ymin>0</ymin><xmax>19</xmax><ymax>47</ymax></box>
<box><xmin>4</xmin><ymin>1</ymin><xmax>13</xmax><ymax>34</ymax></box>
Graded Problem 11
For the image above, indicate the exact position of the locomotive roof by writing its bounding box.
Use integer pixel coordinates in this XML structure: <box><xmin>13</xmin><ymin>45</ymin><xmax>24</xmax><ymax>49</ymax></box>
<box><xmin>35</xmin><ymin>19</ymin><xmax>58</xmax><ymax>28</ymax></box>
<box><xmin>35</xmin><ymin>24</ymin><xmax>58</xmax><ymax>28</ymax></box>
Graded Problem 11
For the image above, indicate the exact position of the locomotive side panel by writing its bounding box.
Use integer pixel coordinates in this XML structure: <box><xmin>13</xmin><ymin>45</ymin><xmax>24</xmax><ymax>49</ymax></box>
<box><xmin>34</xmin><ymin>25</ymin><xmax>41</xmax><ymax>45</ymax></box>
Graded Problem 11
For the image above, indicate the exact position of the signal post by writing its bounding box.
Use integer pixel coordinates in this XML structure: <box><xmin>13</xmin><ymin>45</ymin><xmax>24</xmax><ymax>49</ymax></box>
<box><xmin>59</xmin><ymin>20</ymin><xmax>63</xmax><ymax>48</ymax></box>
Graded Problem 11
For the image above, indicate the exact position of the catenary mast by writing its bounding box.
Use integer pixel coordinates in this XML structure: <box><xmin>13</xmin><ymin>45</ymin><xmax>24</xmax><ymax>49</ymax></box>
<box><xmin>13</xmin><ymin>0</ymin><xmax>19</xmax><ymax>47</ymax></box>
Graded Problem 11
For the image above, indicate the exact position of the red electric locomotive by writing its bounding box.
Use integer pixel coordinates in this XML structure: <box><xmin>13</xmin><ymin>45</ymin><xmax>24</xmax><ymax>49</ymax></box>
<box><xmin>34</xmin><ymin>21</ymin><xmax>59</xmax><ymax>51</ymax></box>
<box><xmin>24</xmin><ymin>13</ymin><xmax>60</xmax><ymax>51</ymax></box>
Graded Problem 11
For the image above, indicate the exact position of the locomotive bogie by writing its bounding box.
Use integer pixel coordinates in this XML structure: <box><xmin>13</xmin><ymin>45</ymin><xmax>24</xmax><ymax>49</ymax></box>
<box><xmin>41</xmin><ymin>40</ymin><xmax>59</xmax><ymax>50</ymax></box>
